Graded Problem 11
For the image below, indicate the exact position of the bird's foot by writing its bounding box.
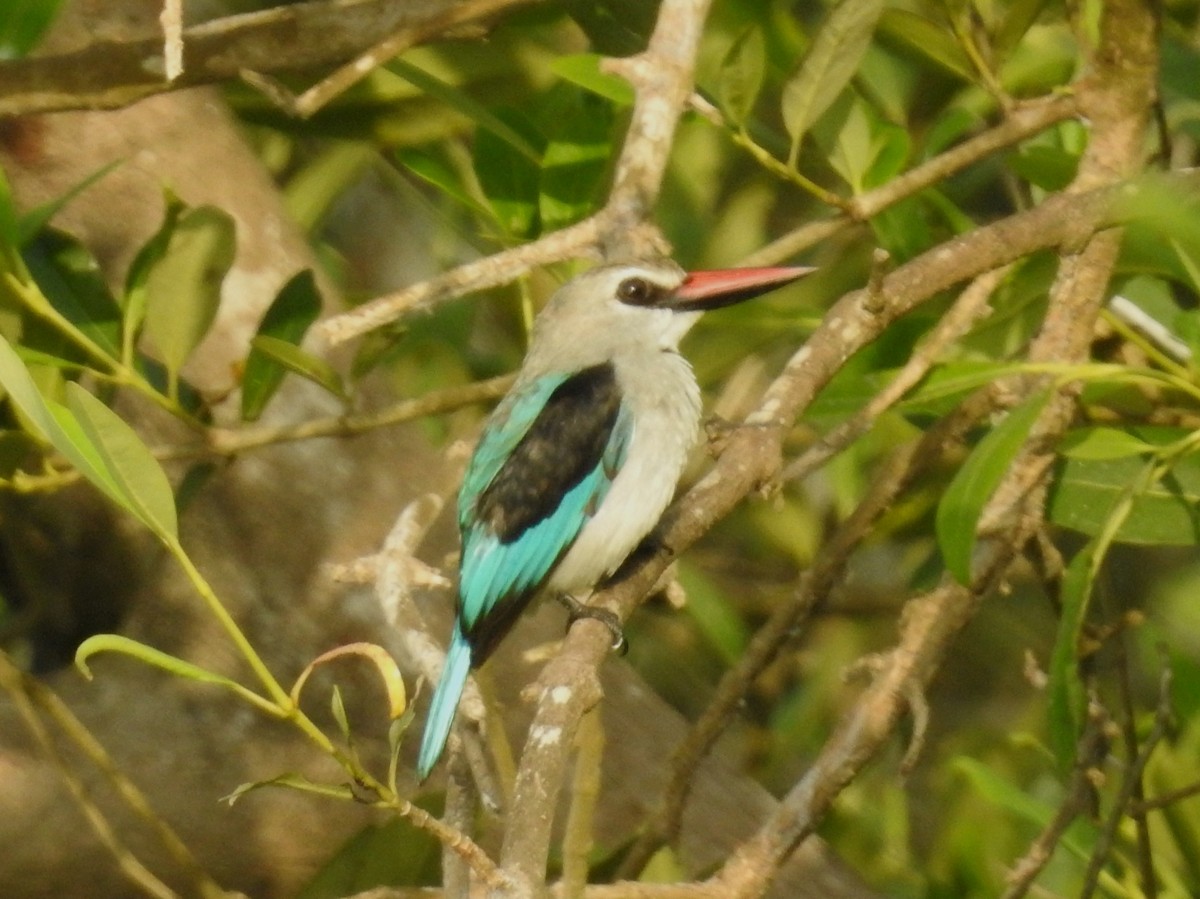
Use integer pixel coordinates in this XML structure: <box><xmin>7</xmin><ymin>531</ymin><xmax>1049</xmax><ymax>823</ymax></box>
<box><xmin>557</xmin><ymin>594</ymin><xmax>628</xmax><ymax>656</ymax></box>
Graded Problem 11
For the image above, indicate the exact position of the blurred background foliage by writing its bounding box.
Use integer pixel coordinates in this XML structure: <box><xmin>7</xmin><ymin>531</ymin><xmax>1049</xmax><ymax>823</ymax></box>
<box><xmin>3</xmin><ymin>0</ymin><xmax>1200</xmax><ymax>895</ymax></box>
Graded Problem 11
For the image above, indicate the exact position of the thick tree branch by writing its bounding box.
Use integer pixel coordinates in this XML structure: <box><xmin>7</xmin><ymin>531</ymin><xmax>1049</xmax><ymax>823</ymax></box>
<box><xmin>0</xmin><ymin>0</ymin><xmax>538</xmax><ymax>117</ymax></box>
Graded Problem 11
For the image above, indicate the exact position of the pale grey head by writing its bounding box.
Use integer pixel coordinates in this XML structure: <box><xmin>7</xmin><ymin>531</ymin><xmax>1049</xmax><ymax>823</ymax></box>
<box><xmin>520</xmin><ymin>259</ymin><xmax>814</xmax><ymax>379</ymax></box>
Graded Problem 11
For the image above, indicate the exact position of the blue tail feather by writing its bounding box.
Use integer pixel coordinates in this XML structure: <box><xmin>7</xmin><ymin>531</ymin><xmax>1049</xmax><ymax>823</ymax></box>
<box><xmin>417</xmin><ymin>629</ymin><xmax>473</xmax><ymax>779</ymax></box>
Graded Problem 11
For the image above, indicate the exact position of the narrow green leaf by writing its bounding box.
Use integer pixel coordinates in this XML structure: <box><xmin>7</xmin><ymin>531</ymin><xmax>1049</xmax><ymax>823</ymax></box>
<box><xmin>224</xmin><ymin>774</ymin><xmax>355</xmax><ymax>807</ymax></box>
<box><xmin>76</xmin><ymin>633</ymin><xmax>245</xmax><ymax>689</ymax></box>
<box><xmin>66</xmin><ymin>382</ymin><xmax>178</xmax><ymax>541</ymax></box>
<box><xmin>781</xmin><ymin>0</ymin><xmax>886</xmax><ymax>166</ymax></box>
<box><xmin>389</xmin><ymin>57</ymin><xmax>540</xmax><ymax>162</ymax></box>
<box><xmin>1046</xmin><ymin>548</ymin><xmax>1095</xmax><ymax>771</ymax></box>
<box><xmin>331</xmin><ymin>685</ymin><xmax>351</xmax><ymax>742</ymax></box>
<box><xmin>550</xmin><ymin>53</ymin><xmax>635</xmax><ymax>106</ymax></box>
<box><xmin>717</xmin><ymin>27</ymin><xmax>767</xmax><ymax>126</ymax></box>
<box><xmin>241</xmin><ymin>270</ymin><xmax>323</xmax><ymax>421</ymax></box>
<box><xmin>937</xmin><ymin>390</ymin><xmax>1051</xmax><ymax>584</ymax></box>
<box><xmin>250</xmin><ymin>335</ymin><xmax>347</xmax><ymax>401</ymax></box>
<box><xmin>955</xmin><ymin>756</ymin><xmax>1096</xmax><ymax>860</ymax></box>
<box><xmin>143</xmin><ymin>205</ymin><xmax>237</xmax><ymax>392</ymax></box>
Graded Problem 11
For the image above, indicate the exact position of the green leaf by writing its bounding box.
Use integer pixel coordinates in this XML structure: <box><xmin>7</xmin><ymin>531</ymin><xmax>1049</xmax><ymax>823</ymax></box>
<box><xmin>876</xmin><ymin>9</ymin><xmax>974</xmax><ymax>81</ymax></box>
<box><xmin>0</xmin><ymin>164</ymin><xmax>21</xmax><ymax>253</ymax></box>
<box><xmin>143</xmin><ymin>205</ymin><xmax>237</xmax><ymax>394</ymax></box>
<box><xmin>394</xmin><ymin>148</ymin><xmax>490</xmax><ymax>217</ymax></box>
<box><xmin>1058</xmin><ymin>427</ymin><xmax>1156</xmax><ymax>460</ymax></box>
<box><xmin>677</xmin><ymin>563</ymin><xmax>750</xmax><ymax>666</ymax></box>
<box><xmin>0</xmin><ymin>333</ymin><xmax>121</xmax><ymax>497</ymax></box>
<box><xmin>121</xmin><ymin>195</ymin><xmax>184</xmax><ymax>361</ymax></box>
<box><xmin>22</xmin><ymin>229</ymin><xmax>123</xmax><ymax>360</ymax></box>
<box><xmin>781</xmin><ymin>0</ymin><xmax>886</xmax><ymax>167</ymax></box>
<box><xmin>1008</xmin><ymin>145</ymin><xmax>1080</xmax><ymax>192</ymax></box>
<box><xmin>0</xmin><ymin>0</ymin><xmax>64</xmax><ymax>58</ymax></box>
<box><xmin>76</xmin><ymin>633</ymin><xmax>246</xmax><ymax>690</ymax></box>
<box><xmin>225</xmin><ymin>773</ymin><xmax>355</xmax><ymax>807</ymax></box>
<box><xmin>550</xmin><ymin>53</ymin><xmax>635</xmax><ymax>106</ymax></box>
<box><xmin>996</xmin><ymin>0</ymin><xmax>1052</xmax><ymax>54</ymax></box>
<box><xmin>66</xmin><ymin>382</ymin><xmax>178</xmax><ymax>541</ymax></box>
<box><xmin>389</xmin><ymin>57</ymin><xmax>540</xmax><ymax>162</ymax></box>
<box><xmin>717</xmin><ymin>27</ymin><xmax>767</xmax><ymax>126</ymax></box>
<box><xmin>249</xmin><ymin>335</ymin><xmax>347</xmax><ymax>401</ymax></box>
<box><xmin>937</xmin><ymin>390</ymin><xmax>1051</xmax><ymax>584</ymax></box>
<box><xmin>473</xmin><ymin>108</ymin><xmax>544</xmax><ymax>239</ymax></box>
<box><xmin>1046</xmin><ymin>548</ymin><xmax>1095</xmax><ymax>771</ymax></box>
<box><xmin>241</xmin><ymin>270</ymin><xmax>323</xmax><ymax>421</ymax></box>
<box><xmin>1049</xmin><ymin>451</ymin><xmax>1200</xmax><ymax>545</ymax></box>
<box><xmin>539</xmin><ymin>92</ymin><xmax>616</xmax><ymax>232</ymax></box>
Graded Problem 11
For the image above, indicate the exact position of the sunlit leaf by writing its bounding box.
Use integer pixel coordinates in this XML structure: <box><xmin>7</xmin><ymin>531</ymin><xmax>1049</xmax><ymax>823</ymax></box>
<box><xmin>551</xmin><ymin>54</ymin><xmax>635</xmax><ymax>106</ymax></box>
<box><xmin>781</xmin><ymin>0</ymin><xmax>886</xmax><ymax>166</ymax></box>
<box><xmin>250</xmin><ymin>335</ymin><xmax>347</xmax><ymax>401</ymax></box>
<box><xmin>937</xmin><ymin>389</ymin><xmax>1050</xmax><ymax>584</ymax></box>
<box><xmin>143</xmin><ymin>204</ymin><xmax>236</xmax><ymax>394</ymax></box>
<box><xmin>76</xmin><ymin>633</ymin><xmax>246</xmax><ymax>690</ymax></box>
<box><xmin>241</xmin><ymin>270</ymin><xmax>323</xmax><ymax>421</ymax></box>
<box><xmin>290</xmin><ymin>642</ymin><xmax>407</xmax><ymax>722</ymax></box>
<box><xmin>66</xmin><ymin>382</ymin><xmax>178</xmax><ymax>541</ymax></box>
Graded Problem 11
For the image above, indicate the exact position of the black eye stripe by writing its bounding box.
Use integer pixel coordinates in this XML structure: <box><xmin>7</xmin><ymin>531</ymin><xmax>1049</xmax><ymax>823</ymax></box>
<box><xmin>616</xmin><ymin>276</ymin><xmax>663</xmax><ymax>306</ymax></box>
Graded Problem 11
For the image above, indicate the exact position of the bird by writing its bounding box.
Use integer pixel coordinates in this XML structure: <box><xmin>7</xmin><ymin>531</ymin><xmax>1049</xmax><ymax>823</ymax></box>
<box><xmin>416</xmin><ymin>258</ymin><xmax>813</xmax><ymax>779</ymax></box>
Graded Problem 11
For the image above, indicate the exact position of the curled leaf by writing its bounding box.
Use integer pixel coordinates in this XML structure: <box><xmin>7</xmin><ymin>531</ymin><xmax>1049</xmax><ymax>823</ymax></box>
<box><xmin>290</xmin><ymin>642</ymin><xmax>407</xmax><ymax>720</ymax></box>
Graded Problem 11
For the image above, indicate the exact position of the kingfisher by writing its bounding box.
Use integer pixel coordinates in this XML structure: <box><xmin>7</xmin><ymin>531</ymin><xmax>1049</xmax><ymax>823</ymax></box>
<box><xmin>416</xmin><ymin>258</ymin><xmax>813</xmax><ymax>778</ymax></box>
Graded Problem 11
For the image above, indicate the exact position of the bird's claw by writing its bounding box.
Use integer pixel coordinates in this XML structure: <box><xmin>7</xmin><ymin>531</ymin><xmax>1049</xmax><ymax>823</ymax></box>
<box><xmin>558</xmin><ymin>595</ymin><xmax>629</xmax><ymax>655</ymax></box>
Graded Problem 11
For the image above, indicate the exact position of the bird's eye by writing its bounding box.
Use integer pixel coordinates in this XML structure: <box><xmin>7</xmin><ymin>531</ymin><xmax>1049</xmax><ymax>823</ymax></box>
<box><xmin>617</xmin><ymin>277</ymin><xmax>655</xmax><ymax>305</ymax></box>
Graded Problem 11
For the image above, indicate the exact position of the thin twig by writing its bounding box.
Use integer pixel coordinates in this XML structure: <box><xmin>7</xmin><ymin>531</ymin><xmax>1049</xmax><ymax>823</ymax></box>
<box><xmin>1002</xmin><ymin>702</ymin><xmax>1110</xmax><ymax>898</ymax></box>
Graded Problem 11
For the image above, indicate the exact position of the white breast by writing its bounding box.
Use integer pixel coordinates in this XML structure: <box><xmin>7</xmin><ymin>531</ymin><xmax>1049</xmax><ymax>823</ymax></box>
<box><xmin>547</xmin><ymin>349</ymin><xmax>701</xmax><ymax>594</ymax></box>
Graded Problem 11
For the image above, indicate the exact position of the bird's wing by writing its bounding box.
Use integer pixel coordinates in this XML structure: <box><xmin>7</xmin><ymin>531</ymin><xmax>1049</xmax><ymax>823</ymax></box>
<box><xmin>457</xmin><ymin>362</ymin><xmax>631</xmax><ymax>662</ymax></box>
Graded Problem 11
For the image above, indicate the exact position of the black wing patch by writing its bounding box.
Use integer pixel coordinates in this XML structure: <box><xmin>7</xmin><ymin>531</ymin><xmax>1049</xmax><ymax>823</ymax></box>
<box><xmin>475</xmin><ymin>363</ymin><xmax>621</xmax><ymax>544</ymax></box>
